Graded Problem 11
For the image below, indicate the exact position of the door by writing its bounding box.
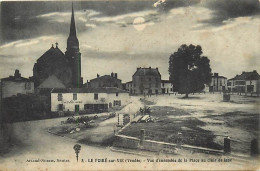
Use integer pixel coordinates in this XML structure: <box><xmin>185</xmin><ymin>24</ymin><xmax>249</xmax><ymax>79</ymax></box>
<box><xmin>75</xmin><ymin>105</ymin><xmax>79</xmax><ymax>113</ymax></box>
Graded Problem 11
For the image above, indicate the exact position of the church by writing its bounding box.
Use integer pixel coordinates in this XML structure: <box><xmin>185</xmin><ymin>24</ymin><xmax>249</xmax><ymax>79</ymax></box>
<box><xmin>33</xmin><ymin>4</ymin><xmax>83</xmax><ymax>89</ymax></box>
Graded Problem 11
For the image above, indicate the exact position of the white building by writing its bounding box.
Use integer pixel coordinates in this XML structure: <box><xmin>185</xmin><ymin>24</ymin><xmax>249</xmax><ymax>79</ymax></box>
<box><xmin>205</xmin><ymin>73</ymin><xmax>227</xmax><ymax>92</ymax></box>
<box><xmin>51</xmin><ymin>87</ymin><xmax>130</xmax><ymax>113</ymax></box>
<box><xmin>0</xmin><ymin>70</ymin><xmax>34</xmax><ymax>99</ymax></box>
<box><xmin>228</xmin><ymin>70</ymin><xmax>260</xmax><ymax>95</ymax></box>
<box><xmin>161</xmin><ymin>80</ymin><xmax>174</xmax><ymax>94</ymax></box>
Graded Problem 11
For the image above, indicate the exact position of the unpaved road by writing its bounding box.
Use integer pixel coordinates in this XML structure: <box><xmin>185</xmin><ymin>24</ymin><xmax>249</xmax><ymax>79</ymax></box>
<box><xmin>0</xmin><ymin>95</ymin><xmax>258</xmax><ymax>170</ymax></box>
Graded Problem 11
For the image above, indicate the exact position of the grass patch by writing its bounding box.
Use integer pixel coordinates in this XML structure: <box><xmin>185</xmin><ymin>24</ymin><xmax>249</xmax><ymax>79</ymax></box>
<box><xmin>120</xmin><ymin>106</ymin><xmax>222</xmax><ymax>150</ymax></box>
<box><xmin>204</xmin><ymin>111</ymin><xmax>259</xmax><ymax>133</ymax></box>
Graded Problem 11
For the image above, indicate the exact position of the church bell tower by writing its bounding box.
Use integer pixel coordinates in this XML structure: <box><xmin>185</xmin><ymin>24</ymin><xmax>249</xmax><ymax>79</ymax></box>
<box><xmin>65</xmin><ymin>3</ymin><xmax>83</xmax><ymax>88</ymax></box>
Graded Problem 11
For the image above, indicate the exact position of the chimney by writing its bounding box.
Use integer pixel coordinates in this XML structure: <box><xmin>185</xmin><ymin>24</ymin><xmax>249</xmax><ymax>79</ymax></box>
<box><xmin>156</xmin><ymin>67</ymin><xmax>158</xmax><ymax>70</ymax></box>
<box><xmin>14</xmin><ymin>69</ymin><xmax>21</xmax><ymax>78</ymax></box>
<box><xmin>214</xmin><ymin>73</ymin><xmax>218</xmax><ymax>77</ymax></box>
<box><xmin>137</xmin><ymin>67</ymin><xmax>140</xmax><ymax>70</ymax></box>
<box><xmin>97</xmin><ymin>74</ymin><xmax>99</xmax><ymax>78</ymax></box>
<box><xmin>242</xmin><ymin>71</ymin><xmax>245</xmax><ymax>74</ymax></box>
<box><xmin>115</xmin><ymin>73</ymin><xmax>117</xmax><ymax>79</ymax></box>
<box><xmin>253</xmin><ymin>70</ymin><xmax>257</xmax><ymax>73</ymax></box>
<box><xmin>111</xmin><ymin>72</ymin><xmax>114</xmax><ymax>77</ymax></box>
<box><xmin>149</xmin><ymin>66</ymin><xmax>151</xmax><ymax>69</ymax></box>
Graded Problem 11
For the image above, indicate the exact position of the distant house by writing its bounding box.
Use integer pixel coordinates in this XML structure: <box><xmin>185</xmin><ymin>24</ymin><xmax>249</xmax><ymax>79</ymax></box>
<box><xmin>125</xmin><ymin>81</ymin><xmax>133</xmax><ymax>94</ymax></box>
<box><xmin>51</xmin><ymin>87</ymin><xmax>129</xmax><ymax>113</ymax></box>
<box><xmin>161</xmin><ymin>80</ymin><xmax>174</xmax><ymax>94</ymax></box>
<box><xmin>227</xmin><ymin>70</ymin><xmax>260</xmax><ymax>95</ymax></box>
<box><xmin>0</xmin><ymin>70</ymin><xmax>34</xmax><ymax>99</ymax></box>
<box><xmin>204</xmin><ymin>73</ymin><xmax>227</xmax><ymax>92</ymax></box>
<box><xmin>132</xmin><ymin>67</ymin><xmax>162</xmax><ymax>95</ymax></box>
<box><xmin>85</xmin><ymin>73</ymin><xmax>122</xmax><ymax>89</ymax></box>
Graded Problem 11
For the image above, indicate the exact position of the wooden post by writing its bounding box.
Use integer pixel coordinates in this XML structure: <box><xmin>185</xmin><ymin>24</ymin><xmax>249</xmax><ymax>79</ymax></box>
<box><xmin>140</xmin><ymin>129</ymin><xmax>145</xmax><ymax>145</ymax></box>
<box><xmin>224</xmin><ymin>137</ymin><xmax>231</xmax><ymax>154</ymax></box>
<box><xmin>251</xmin><ymin>139</ymin><xmax>259</xmax><ymax>157</ymax></box>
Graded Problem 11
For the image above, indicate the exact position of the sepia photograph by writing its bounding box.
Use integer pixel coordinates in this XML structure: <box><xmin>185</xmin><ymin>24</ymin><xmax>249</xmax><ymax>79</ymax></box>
<box><xmin>0</xmin><ymin>0</ymin><xmax>259</xmax><ymax>170</ymax></box>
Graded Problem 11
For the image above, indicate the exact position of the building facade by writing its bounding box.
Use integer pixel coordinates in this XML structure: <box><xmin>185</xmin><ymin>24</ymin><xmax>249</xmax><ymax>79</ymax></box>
<box><xmin>85</xmin><ymin>73</ymin><xmax>122</xmax><ymax>89</ymax></box>
<box><xmin>205</xmin><ymin>73</ymin><xmax>227</xmax><ymax>92</ymax></box>
<box><xmin>125</xmin><ymin>81</ymin><xmax>133</xmax><ymax>94</ymax></box>
<box><xmin>227</xmin><ymin>70</ymin><xmax>260</xmax><ymax>95</ymax></box>
<box><xmin>51</xmin><ymin>87</ymin><xmax>129</xmax><ymax>113</ymax></box>
<box><xmin>1</xmin><ymin>70</ymin><xmax>34</xmax><ymax>99</ymax></box>
<box><xmin>161</xmin><ymin>80</ymin><xmax>174</xmax><ymax>94</ymax></box>
<box><xmin>132</xmin><ymin>67</ymin><xmax>162</xmax><ymax>95</ymax></box>
<box><xmin>33</xmin><ymin>4</ymin><xmax>82</xmax><ymax>89</ymax></box>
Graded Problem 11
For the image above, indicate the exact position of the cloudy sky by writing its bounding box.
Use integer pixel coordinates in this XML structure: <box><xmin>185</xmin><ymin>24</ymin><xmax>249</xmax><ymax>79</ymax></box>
<box><xmin>0</xmin><ymin>0</ymin><xmax>259</xmax><ymax>82</ymax></box>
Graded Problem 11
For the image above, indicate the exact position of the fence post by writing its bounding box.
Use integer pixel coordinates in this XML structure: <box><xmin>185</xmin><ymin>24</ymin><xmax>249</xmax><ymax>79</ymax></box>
<box><xmin>224</xmin><ymin>137</ymin><xmax>231</xmax><ymax>154</ymax></box>
<box><xmin>140</xmin><ymin>129</ymin><xmax>145</xmax><ymax>146</ymax></box>
<box><xmin>251</xmin><ymin>139</ymin><xmax>259</xmax><ymax>157</ymax></box>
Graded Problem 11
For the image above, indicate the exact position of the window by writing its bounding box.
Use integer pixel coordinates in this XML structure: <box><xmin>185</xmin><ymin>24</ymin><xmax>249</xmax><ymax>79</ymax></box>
<box><xmin>247</xmin><ymin>85</ymin><xmax>254</xmax><ymax>92</ymax></box>
<box><xmin>162</xmin><ymin>83</ymin><xmax>164</xmax><ymax>87</ymax></box>
<box><xmin>73</xmin><ymin>93</ymin><xmax>77</xmax><ymax>100</ymax></box>
<box><xmin>58</xmin><ymin>104</ymin><xmax>63</xmax><ymax>111</ymax></box>
<box><xmin>114</xmin><ymin>100</ymin><xmax>121</xmax><ymax>106</ymax></box>
<box><xmin>25</xmin><ymin>82</ymin><xmax>31</xmax><ymax>90</ymax></box>
<box><xmin>235</xmin><ymin>81</ymin><xmax>246</xmax><ymax>85</ymax></box>
<box><xmin>116</xmin><ymin>92</ymin><xmax>118</xmax><ymax>96</ymax></box>
<box><xmin>94</xmin><ymin>93</ymin><xmax>98</xmax><ymax>100</ymax></box>
<box><xmin>58</xmin><ymin>93</ymin><xmax>63</xmax><ymax>101</ymax></box>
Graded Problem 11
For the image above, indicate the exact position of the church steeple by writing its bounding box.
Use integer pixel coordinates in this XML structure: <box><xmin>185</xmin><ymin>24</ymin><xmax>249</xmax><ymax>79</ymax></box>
<box><xmin>65</xmin><ymin>2</ymin><xmax>82</xmax><ymax>88</ymax></box>
<box><xmin>67</xmin><ymin>2</ymin><xmax>79</xmax><ymax>50</ymax></box>
<box><xmin>69</xmin><ymin>2</ymin><xmax>76</xmax><ymax>37</ymax></box>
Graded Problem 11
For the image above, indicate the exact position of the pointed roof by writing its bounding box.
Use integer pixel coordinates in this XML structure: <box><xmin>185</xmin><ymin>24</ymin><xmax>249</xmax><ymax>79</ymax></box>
<box><xmin>52</xmin><ymin>87</ymin><xmax>129</xmax><ymax>94</ymax></box>
<box><xmin>69</xmin><ymin>2</ymin><xmax>77</xmax><ymax>37</ymax></box>
<box><xmin>37</xmin><ymin>46</ymin><xmax>65</xmax><ymax>63</ymax></box>
<box><xmin>38</xmin><ymin>75</ymin><xmax>66</xmax><ymax>89</ymax></box>
<box><xmin>232</xmin><ymin>70</ymin><xmax>260</xmax><ymax>81</ymax></box>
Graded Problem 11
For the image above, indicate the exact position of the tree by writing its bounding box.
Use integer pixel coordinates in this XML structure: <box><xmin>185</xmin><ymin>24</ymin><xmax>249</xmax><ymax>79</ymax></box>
<box><xmin>169</xmin><ymin>44</ymin><xmax>212</xmax><ymax>98</ymax></box>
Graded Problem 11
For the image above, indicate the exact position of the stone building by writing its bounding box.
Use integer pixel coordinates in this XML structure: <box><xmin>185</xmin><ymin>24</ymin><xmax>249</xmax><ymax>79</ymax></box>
<box><xmin>227</xmin><ymin>70</ymin><xmax>260</xmax><ymax>95</ymax></box>
<box><xmin>33</xmin><ymin>4</ymin><xmax>82</xmax><ymax>89</ymax></box>
<box><xmin>0</xmin><ymin>70</ymin><xmax>34</xmax><ymax>99</ymax></box>
<box><xmin>125</xmin><ymin>81</ymin><xmax>133</xmax><ymax>94</ymax></box>
<box><xmin>85</xmin><ymin>73</ymin><xmax>122</xmax><ymax>89</ymax></box>
<box><xmin>132</xmin><ymin>67</ymin><xmax>162</xmax><ymax>95</ymax></box>
<box><xmin>51</xmin><ymin>87</ymin><xmax>129</xmax><ymax>113</ymax></box>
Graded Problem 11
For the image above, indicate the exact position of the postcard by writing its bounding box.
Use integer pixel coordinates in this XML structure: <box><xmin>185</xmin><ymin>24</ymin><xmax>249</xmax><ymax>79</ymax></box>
<box><xmin>0</xmin><ymin>0</ymin><xmax>259</xmax><ymax>170</ymax></box>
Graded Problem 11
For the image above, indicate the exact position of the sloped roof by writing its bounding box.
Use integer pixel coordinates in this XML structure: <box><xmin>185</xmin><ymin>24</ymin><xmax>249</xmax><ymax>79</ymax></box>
<box><xmin>133</xmin><ymin>68</ymin><xmax>161</xmax><ymax>77</ymax></box>
<box><xmin>1</xmin><ymin>76</ymin><xmax>32</xmax><ymax>82</ymax></box>
<box><xmin>37</xmin><ymin>46</ymin><xmax>65</xmax><ymax>63</ymax></box>
<box><xmin>38</xmin><ymin>75</ymin><xmax>66</xmax><ymax>89</ymax></box>
<box><xmin>52</xmin><ymin>87</ymin><xmax>129</xmax><ymax>94</ymax></box>
<box><xmin>232</xmin><ymin>71</ymin><xmax>260</xmax><ymax>80</ymax></box>
<box><xmin>89</xmin><ymin>75</ymin><xmax>121</xmax><ymax>82</ymax></box>
<box><xmin>212</xmin><ymin>75</ymin><xmax>227</xmax><ymax>79</ymax></box>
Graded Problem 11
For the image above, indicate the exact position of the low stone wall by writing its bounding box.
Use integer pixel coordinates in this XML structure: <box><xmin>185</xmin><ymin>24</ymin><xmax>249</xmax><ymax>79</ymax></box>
<box><xmin>114</xmin><ymin>134</ymin><xmax>178</xmax><ymax>153</ymax></box>
<box><xmin>113</xmin><ymin>134</ymin><xmax>223</xmax><ymax>155</ymax></box>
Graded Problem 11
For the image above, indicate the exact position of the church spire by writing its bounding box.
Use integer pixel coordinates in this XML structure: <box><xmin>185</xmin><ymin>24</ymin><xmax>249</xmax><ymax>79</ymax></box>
<box><xmin>67</xmin><ymin>2</ymin><xmax>79</xmax><ymax>50</ymax></box>
<box><xmin>69</xmin><ymin>2</ymin><xmax>77</xmax><ymax>37</ymax></box>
